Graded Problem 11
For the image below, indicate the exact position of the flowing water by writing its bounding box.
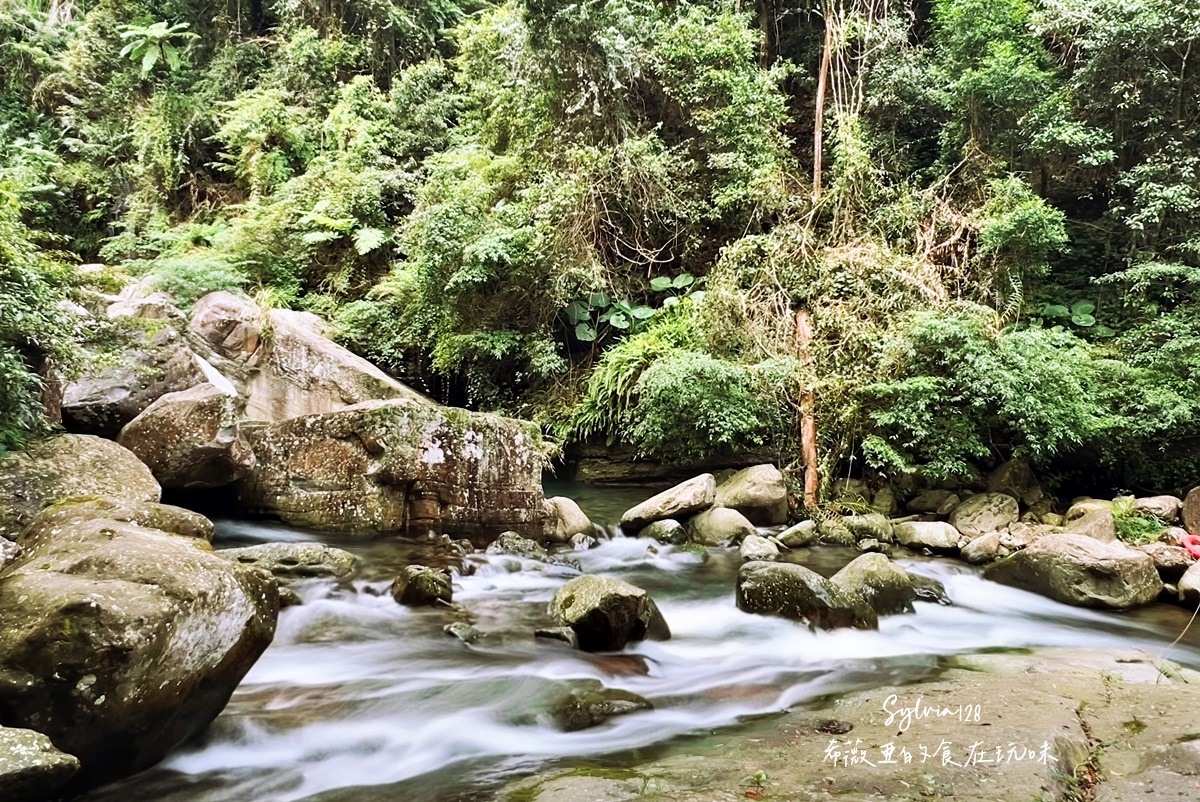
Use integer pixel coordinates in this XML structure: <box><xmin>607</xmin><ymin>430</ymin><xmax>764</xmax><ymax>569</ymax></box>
<box><xmin>85</xmin><ymin>484</ymin><xmax>1200</xmax><ymax>802</ymax></box>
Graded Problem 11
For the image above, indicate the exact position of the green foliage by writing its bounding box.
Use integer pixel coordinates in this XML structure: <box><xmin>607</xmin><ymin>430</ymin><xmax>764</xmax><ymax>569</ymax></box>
<box><xmin>1111</xmin><ymin>496</ymin><xmax>1166</xmax><ymax>544</ymax></box>
<box><xmin>117</xmin><ymin>21</ymin><xmax>197</xmax><ymax>78</ymax></box>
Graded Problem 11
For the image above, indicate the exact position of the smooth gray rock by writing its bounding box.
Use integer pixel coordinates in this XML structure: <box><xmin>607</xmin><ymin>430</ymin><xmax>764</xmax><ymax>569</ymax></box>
<box><xmin>220</xmin><ymin>542</ymin><xmax>358</xmax><ymax>580</ymax></box>
<box><xmin>894</xmin><ymin>521</ymin><xmax>961</xmax><ymax>552</ymax></box>
<box><xmin>620</xmin><ymin>474</ymin><xmax>716</xmax><ymax>533</ymax></box>
<box><xmin>686</xmin><ymin>506</ymin><xmax>756</xmax><ymax>546</ymax></box>
<box><xmin>714</xmin><ymin>464</ymin><xmax>788</xmax><ymax>526</ymax></box>
<box><xmin>548</xmin><ymin>576</ymin><xmax>670</xmax><ymax>651</ymax></box>
<box><xmin>736</xmin><ymin>561</ymin><xmax>878</xmax><ymax>630</ymax></box>
<box><xmin>739</xmin><ymin>533</ymin><xmax>780</xmax><ymax>562</ymax></box>
<box><xmin>949</xmin><ymin>492</ymin><xmax>1019</xmax><ymax>538</ymax></box>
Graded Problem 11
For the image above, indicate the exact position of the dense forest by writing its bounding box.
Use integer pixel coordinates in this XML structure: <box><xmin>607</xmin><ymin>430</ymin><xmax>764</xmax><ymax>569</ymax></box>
<box><xmin>1</xmin><ymin>0</ymin><xmax>1198</xmax><ymax>495</ymax></box>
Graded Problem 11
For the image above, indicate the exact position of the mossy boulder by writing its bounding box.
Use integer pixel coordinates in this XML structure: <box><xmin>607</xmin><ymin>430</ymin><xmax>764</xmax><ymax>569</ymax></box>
<box><xmin>830</xmin><ymin>553</ymin><xmax>946</xmax><ymax>616</ymax></box>
<box><xmin>0</xmin><ymin>435</ymin><xmax>160</xmax><ymax>539</ymax></box>
<box><xmin>548</xmin><ymin>576</ymin><xmax>670</xmax><ymax>652</ymax></box>
<box><xmin>736</xmin><ymin>561</ymin><xmax>878</xmax><ymax>630</ymax></box>
<box><xmin>391</xmin><ymin>565</ymin><xmax>452</xmax><ymax>606</ymax></box>
<box><xmin>547</xmin><ymin>681</ymin><xmax>653</xmax><ymax>732</ymax></box>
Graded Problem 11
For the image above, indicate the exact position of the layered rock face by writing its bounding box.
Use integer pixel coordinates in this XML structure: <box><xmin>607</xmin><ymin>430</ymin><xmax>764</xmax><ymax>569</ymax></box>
<box><xmin>237</xmin><ymin>399</ymin><xmax>547</xmax><ymax>539</ymax></box>
<box><xmin>0</xmin><ymin>499</ymin><xmax>277</xmax><ymax>789</ymax></box>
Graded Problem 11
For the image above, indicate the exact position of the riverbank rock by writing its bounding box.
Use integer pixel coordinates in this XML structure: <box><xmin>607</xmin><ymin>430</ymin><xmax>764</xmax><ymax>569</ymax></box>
<box><xmin>1136</xmin><ymin>495</ymin><xmax>1182</xmax><ymax>523</ymax></box>
<box><xmin>1183</xmin><ymin>487</ymin><xmax>1200</xmax><ymax>533</ymax></box>
<box><xmin>542</xmin><ymin>497</ymin><xmax>592</xmax><ymax>543</ymax></box>
<box><xmin>830</xmin><ymin>554</ymin><xmax>945</xmax><ymax>616</ymax></box>
<box><xmin>842</xmin><ymin>512</ymin><xmax>893</xmax><ymax>542</ymax></box>
<box><xmin>0</xmin><ymin>727</ymin><xmax>80</xmax><ymax>802</ymax></box>
<box><xmin>117</xmin><ymin>383</ymin><xmax>254</xmax><ymax>489</ymax></box>
<box><xmin>686</xmin><ymin>506</ymin><xmax>756</xmax><ymax>546</ymax></box>
<box><xmin>893</xmin><ymin>521</ymin><xmax>961</xmax><ymax>552</ymax></box>
<box><xmin>237</xmin><ymin>399</ymin><xmax>546</xmax><ymax>540</ymax></box>
<box><xmin>0</xmin><ymin>539</ymin><xmax>22</xmax><ymax>569</ymax></box>
<box><xmin>548</xmin><ymin>576</ymin><xmax>670</xmax><ymax>652</ymax></box>
<box><xmin>986</xmin><ymin>459</ymin><xmax>1041</xmax><ymax>503</ymax></box>
<box><xmin>220</xmin><ymin>542</ymin><xmax>357</xmax><ymax>580</ymax></box>
<box><xmin>188</xmin><ymin>292</ymin><xmax>431</xmax><ymax>422</ymax></box>
<box><xmin>714</xmin><ymin>464</ymin><xmax>787</xmax><ymax>526</ymax></box>
<box><xmin>905</xmin><ymin>489</ymin><xmax>957</xmax><ymax>514</ymax></box>
<box><xmin>1063</xmin><ymin>499</ymin><xmax>1116</xmax><ymax>542</ymax></box>
<box><xmin>960</xmin><ymin>523</ymin><xmax>1051</xmax><ymax>565</ymax></box>
<box><xmin>736</xmin><ymin>561</ymin><xmax>878</xmax><ymax>630</ymax></box>
<box><xmin>984</xmin><ymin>534</ymin><xmax>1160</xmax><ymax>609</ymax></box>
<box><xmin>778</xmin><ymin>520</ymin><xmax>818</xmax><ymax>548</ymax></box>
<box><xmin>547</xmin><ymin>682</ymin><xmax>653</xmax><ymax>732</ymax></box>
<box><xmin>0</xmin><ymin>500</ymin><xmax>277</xmax><ymax>789</ymax></box>
<box><xmin>638</xmin><ymin>519</ymin><xmax>687</xmax><ymax>544</ymax></box>
<box><xmin>739</xmin><ymin>533</ymin><xmax>780</xmax><ymax>562</ymax></box>
<box><xmin>0</xmin><ymin>435</ymin><xmax>160</xmax><ymax>539</ymax></box>
<box><xmin>391</xmin><ymin>565</ymin><xmax>452</xmax><ymax>606</ymax></box>
<box><xmin>486</xmin><ymin>531</ymin><xmax>551</xmax><ymax>561</ymax></box>
<box><xmin>948</xmin><ymin>492</ymin><xmax>1019</xmax><ymax>538</ymax></box>
<box><xmin>619</xmin><ymin>474</ymin><xmax>715</xmax><ymax>534</ymax></box>
<box><xmin>1136</xmin><ymin>541</ymin><xmax>1192</xmax><ymax>583</ymax></box>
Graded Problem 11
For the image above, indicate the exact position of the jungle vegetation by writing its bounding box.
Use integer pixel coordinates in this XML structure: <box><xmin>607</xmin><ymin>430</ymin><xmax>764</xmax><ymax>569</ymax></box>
<box><xmin>1</xmin><ymin>0</ymin><xmax>1197</xmax><ymax>494</ymax></box>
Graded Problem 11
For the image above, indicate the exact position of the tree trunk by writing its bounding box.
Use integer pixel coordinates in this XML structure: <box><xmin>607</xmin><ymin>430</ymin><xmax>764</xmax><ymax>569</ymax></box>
<box><xmin>812</xmin><ymin>18</ymin><xmax>833</xmax><ymax>202</ymax></box>
<box><xmin>795</xmin><ymin>309</ymin><xmax>819</xmax><ymax>509</ymax></box>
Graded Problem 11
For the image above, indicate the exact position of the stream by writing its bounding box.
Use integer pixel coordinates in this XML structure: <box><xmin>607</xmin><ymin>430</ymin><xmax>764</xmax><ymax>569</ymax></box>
<box><xmin>84</xmin><ymin>483</ymin><xmax>1200</xmax><ymax>802</ymax></box>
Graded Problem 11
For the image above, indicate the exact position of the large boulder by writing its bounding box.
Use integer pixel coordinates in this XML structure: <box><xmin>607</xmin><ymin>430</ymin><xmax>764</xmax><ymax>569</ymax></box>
<box><xmin>117</xmin><ymin>383</ymin><xmax>255</xmax><ymax>489</ymax></box>
<box><xmin>1136</xmin><ymin>542</ymin><xmax>1193</xmax><ymax>583</ymax></box>
<box><xmin>830</xmin><ymin>553</ymin><xmax>946</xmax><ymax>616</ymax></box>
<box><xmin>638</xmin><ymin>519</ymin><xmax>688</xmax><ymax>545</ymax></box>
<box><xmin>739</xmin><ymin>533</ymin><xmax>780</xmax><ymax>562</ymax></box>
<box><xmin>543</xmin><ymin>497</ymin><xmax>593</xmax><ymax>543</ymax></box>
<box><xmin>686</xmin><ymin>506</ymin><xmax>756</xmax><ymax>546</ymax></box>
<box><xmin>1136</xmin><ymin>495</ymin><xmax>1182</xmax><ymax>523</ymax></box>
<box><xmin>948</xmin><ymin>493</ymin><xmax>1019</xmax><ymax>538</ymax></box>
<box><xmin>188</xmin><ymin>293</ymin><xmax>431</xmax><ymax>422</ymax></box>
<box><xmin>987</xmin><ymin>460</ymin><xmax>1041</xmax><ymax>504</ymax></box>
<box><xmin>1064</xmin><ymin>499</ymin><xmax>1116</xmax><ymax>542</ymax></box>
<box><xmin>548</xmin><ymin>576</ymin><xmax>670</xmax><ymax>652</ymax></box>
<box><xmin>893</xmin><ymin>521</ymin><xmax>961</xmax><ymax>552</ymax></box>
<box><xmin>62</xmin><ymin>326</ymin><xmax>208</xmax><ymax>438</ymax></box>
<box><xmin>0</xmin><ymin>500</ymin><xmax>278</xmax><ymax>789</ymax></box>
<box><xmin>736</xmin><ymin>562</ymin><xmax>878</xmax><ymax>630</ymax></box>
<box><xmin>983</xmin><ymin>534</ymin><xmax>1161</xmax><ymax>609</ymax></box>
<box><xmin>1182</xmin><ymin>487</ymin><xmax>1200</xmax><ymax>533</ymax></box>
<box><xmin>905</xmin><ymin>489</ymin><xmax>958</xmax><ymax>515</ymax></box>
<box><xmin>714</xmin><ymin>464</ymin><xmax>788</xmax><ymax>526</ymax></box>
<box><xmin>0</xmin><ymin>726</ymin><xmax>80</xmax><ymax>802</ymax></box>
<box><xmin>1178</xmin><ymin>562</ymin><xmax>1200</xmax><ymax>604</ymax></box>
<box><xmin>237</xmin><ymin>399</ymin><xmax>547</xmax><ymax>540</ymax></box>
<box><xmin>219</xmin><ymin>542</ymin><xmax>358</xmax><ymax>580</ymax></box>
<box><xmin>391</xmin><ymin>565</ymin><xmax>452</xmax><ymax>606</ymax></box>
<box><xmin>0</xmin><ymin>435</ymin><xmax>160</xmax><ymax>539</ymax></box>
<box><xmin>619</xmin><ymin>474</ymin><xmax>715</xmax><ymax>533</ymax></box>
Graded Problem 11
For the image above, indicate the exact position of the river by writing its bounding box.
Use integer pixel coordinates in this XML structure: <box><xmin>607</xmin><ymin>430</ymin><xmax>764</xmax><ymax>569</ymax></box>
<box><xmin>83</xmin><ymin>483</ymin><xmax>1200</xmax><ymax>802</ymax></box>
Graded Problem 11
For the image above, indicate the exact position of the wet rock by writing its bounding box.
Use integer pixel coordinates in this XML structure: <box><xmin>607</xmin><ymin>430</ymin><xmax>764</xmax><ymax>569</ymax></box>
<box><xmin>686</xmin><ymin>506</ymin><xmax>756</xmax><ymax>546</ymax></box>
<box><xmin>1136</xmin><ymin>495</ymin><xmax>1182</xmax><ymax>523</ymax></box>
<box><xmin>893</xmin><ymin>521</ymin><xmax>961</xmax><ymax>552</ymax></box>
<box><xmin>842</xmin><ymin>512</ymin><xmax>894</xmax><ymax>542</ymax></box>
<box><xmin>905</xmin><ymin>489</ymin><xmax>958</xmax><ymax>514</ymax></box>
<box><xmin>220</xmin><ymin>543</ymin><xmax>358</xmax><ymax>580</ymax></box>
<box><xmin>548</xmin><ymin>576</ymin><xmax>670</xmax><ymax>652</ymax></box>
<box><xmin>0</xmin><ymin>434</ymin><xmax>160</xmax><ymax>539</ymax></box>
<box><xmin>189</xmin><ymin>292</ymin><xmax>432</xmax><ymax>423</ymax></box>
<box><xmin>736</xmin><ymin>561</ymin><xmax>878</xmax><ymax>630</ymax></box>
<box><xmin>0</xmin><ymin>501</ymin><xmax>277</xmax><ymax>790</ymax></box>
<box><xmin>948</xmin><ymin>492</ymin><xmax>1019</xmax><ymax>538</ymax></box>
<box><xmin>984</xmin><ymin>533</ymin><xmax>1160</xmax><ymax>609</ymax></box>
<box><xmin>830</xmin><ymin>553</ymin><xmax>945</xmax><ymax>616</ymax></box>
<box><xmin>278</xmin><ymin>586</ymin><xmax>304</xmax><ymax>608</ymax></box>
<box><xmin>870</xmin><ymin>485</ymin><xmax>898</xmax><ymax>516</ymax></box>
<box><xmin>777</xmin><ymin>519</ymin><xmax>818</xmax><ymax>548</ymax></box>
<box><xmin>391</xmin><ymin>565</ymin><xmax>453</xmax><ymax>607</ymax></box>
<box><xmin>638</xmin><ymin>518</ymin><xmax>687</xmax><ymax>544</ymax></box>
<box><xmin>739</xmin><ymin>533</ymin><xmax>780</xmax><ymax>562</ymax></box>
<box><xmin>487</xmin><ymin>531</ymin><xmax>551</xmax><ymax>560</ymax></box>
<box><xmin>27</xmin><ymin>497</ymin><xmax>213</xmax><ymax>541</ymax></box>
<box><xmin>1184</xmin><ymin>487</ymin><xmax>1200</xmax><ymax>533</ymax></box>
<box><xmin>237</xmin><ymin>399</ymin><xmax>547</xmax><ymax>540</ymax></box>
<box><xmin>1137</xmin><ymin>542</ymin><xmax>1193</xmax><ymax>583</ymax></box>
<box><xmin>714</xmin><ymin>464</ymin><xmax>788</xmax><ymax>526</ymax></box>
<box><xmin>534</xmin><ymin>627</ymin><xmax>580</xmax><ymax>649</ymax></box>
<box><xmin>548</xmin><ymin>681</ymin><xmax>653</xmax><ymax>732</ymax></box>
<box><xmin>443</xmin><ymin>622</ymin><xmax>482</xmax><ymax>644</ymax></box>
<box><xmin>543</xmin><ymin>496</ymin><xmax>592</xmax><ymax>543</ymax></box>
<box><xmin>0</xmin><ymin>537</ymin><xmax>20</xmax><ymax>569</ymax></box>
<box><xmin>0</xmin><ymin>726</ymin><xmax>80</xmax><ymax>802</ymax></box>
<box><xmin>117</xmin><ymin>383</ymin><xmax>254</xmax><ymax>489</ymax></box>
<box><xmin>1064</xmin><ymin>499</ymin><xmax>1116</xmax><ymax>542</ymax></box>
<box><xmin>569</xmin><ymin>533</ymin><xmax>598</xmax><ymax>551</ymax></box>
<box><xmin>619</xmin><ymin>474</ymin><xmax>716</xmax><ymax>534</ymax></box>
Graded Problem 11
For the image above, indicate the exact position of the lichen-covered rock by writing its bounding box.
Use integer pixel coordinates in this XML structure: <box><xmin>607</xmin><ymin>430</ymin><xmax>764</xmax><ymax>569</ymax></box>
<box><xmin>29</xmin><ymin>497</ymin><xmax>213</xmax><ymax>541</ymax></box>
<box><xmin>686</xmin><ymin>506</ymin><xmax>756</xmax><ymax>546</ymax></box>
<box><xmin>948</xmin><ymin>492</ymin><xmax>1019</xmax><ymax>538</ymax></box>
<box><xmin>118</xmin><ymin>383</ymin><xmax>254</xmax><ymax>489</ymax></box>
<box><xmin>391</xmin><ymin>565</ymin><xmax>452</xmax><ymax>606</ymax></box>
<box><xmin>636</xmin><ymin>519</ymin><xmax>687</xmax><ymax>545</ymax></box>
<box><xmin>1184</xmin><ymin>487</ymin><xmax>1200</xmax><ymax>534</ymax></box>
<box><xmin>547</xmin><ymin>681</ymin><xmax>653</xmax><ymax>732</ymax></box>
<box><xmin>984</xmin><ymin>534</ymin><xmax>1161</xmax><ymax>609</ymax></box>
<box><xmin>714</xmin><ymin>464</ymin><xmax>788</xmax><ymax>526</ymax></box>
<box><xmin>543</xmin><ymin>497</ymin><xmax>593</xmax><ymax>543</ymax></box>
<box><xmin>739</xmin><ymin>533</ymin><xmax>780</xmax><ymax>562</ymax></box>
<box><xmin>0</xmin><ymin>726</ymin><xmax>80</xmax><ymax>802</ymax></box>
<box><xmin>736</xmin><ymin>561</ymin><xmax>878</xmax><ymax>630</ymax></box>
<box><xmin>1137</xmin><ymin>542</ymin><xmax>1192</xmax><ymax>583</ymax></box>
<box><xmin>960</xmin><ymin>523</ymin><xmax>1051</xmax><ymax>565</ymax></box>
<box><xmin>1064</xmin><ymin>499</ymin><xmax>1116</xmax><ymax>542</ymax></box>
<box><xmin>842</xmin><ymin>512</ymin><xmax>894</xmax><ymax>542</ymax></box>
<box><xmin>219</xmin><ymin>542</ymin><xmax>358</xmax><ymax>580</ymax></box>
<box><xmin>62</xmin><ymin>326</ymin><xmax>207</xmax><ymax>438</ymax></box>
<box><xmin>620</xmin><ymin>474</ymin><xmax>715</xmax><ymax>533</ymax></box>
<box><xmin>237</xmin><ymin>399</ymin><xmax>547</xmax><ymax>540</ymax></box>
<box><xmin>777</xmin><ymin>520</ymin><xmax>818</xmax><ymax>548</ymax></box>
<box><xmin>0</xmin><ymin>538</ymin><xmax>21</xmax><ymax>569</ymax></box>
<box><xmin>486</xmin><ymin>531</ymin><xmax>551</xmax><ymax>561</ymax></box>
<box><xmin>188</xmin><ymin>292</ymin><xmax>431</xmax><ymax>422</ymax></box>
<box><xmin>830</xmin><ymin>553</ymin><xmax>947</xmax><ymax>616</ymax></box>
<box><xmin>894</xmin><ymin>521</ymin><xmax>961</xmax><ymax>552</ymax></box>
<box><xmin>0</xmin><ymin>501</ymin><xmax>277</xmax><ymax>790</ymax></box>
<box><xmin>987</xmin><ymin>460</ymin><xmax>1040</xmax><ymax>504</ymax></box>
<box><xmin>548</xmin><ymin>576</ymin><xmax>670</xmax><ymax>652</ymax></box>
<box><xmin>1136</xmin><ymin>495</ymin><xmax>1182</xmax><ymax>523</ymax></box>
<box><xmin>0</xmin><ymin>435</ymin><xmax>160</xmax><ymax>539</ymax></box>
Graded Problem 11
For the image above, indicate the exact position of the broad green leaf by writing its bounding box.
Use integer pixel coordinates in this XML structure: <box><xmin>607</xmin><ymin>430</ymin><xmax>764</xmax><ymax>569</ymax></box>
<box><xmin>662</xmin><ymin>296</ymin><xmax>681</xmax><ymax>308</ymax></box>
<box><xmin>141</xmin><ymin>47</ymin><xmax>160</xmax><ymax>76</ymax></box>
<box><xmin>566</xmin><ymin>301</ymin><xmax>589</xmax><ymax>324</ymax></box>
<box><xmin>672</xmin><ymin>273</ymin><xmax>695</xmax><ymax>288</ymax></box>
<box><xmin>631</xmin><ymin>305</ymin><xmax>655</xmax><ymax>320</ymax></box>
<box><xmin>689</xmin><ymin>290</ymin><xmax>706</xmax><ymax>303</ymax></box>
<box><xmin>1041</xmin><ymin>304</ymin><xmax>1070</xmax><ymax>317</ymax></box>
<box><xmin>609</xmin><ymin>312</ymin><xmax>630</xmax><ymax>330</ymax></box>
<box><xmin>588</xmin><ymin>292</ymin><xmax>610</xmax><ymax>308</ymax></box>
<box><xmin>574</xmin><ymin>322</ymin><xmax>597</xmax><ymax>341</ymax></box>
<box><xmin>1092</xmin><ymin>325</ymin><xmax>1116</xmax><ymax>338</ymax></box>
<box><xmin>163</xmin><ymin>45</ymin><xmax>181</xmax><ymax>72</ymax></box>
<box><xmin>650</xmin><ymin>276</ymin><xmax>673</xmax><ymax>291</ymax></box>
<box><xmin>302</xmin><ymin>230</ymin><xmax>342</xmax><ymax>245</ymax></box>
<box><xmin>1071</xmin><ymin>313</ymin><xmax>1096</xmax><ymax>327</ymax></box>
<box><xmin>1071</xmin><ymin>300</ymin><xmax>1096</xmax><ymax>315</ymax></box>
